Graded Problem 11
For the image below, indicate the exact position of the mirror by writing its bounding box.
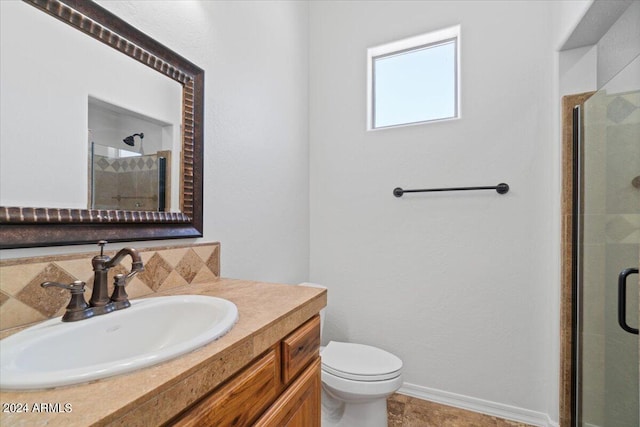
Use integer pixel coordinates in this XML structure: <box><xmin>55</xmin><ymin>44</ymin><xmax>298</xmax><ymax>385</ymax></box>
<box><xmin>0</xmin><ymin>0</ymin><xmax>204</xmax><ymax>248</ymax></box>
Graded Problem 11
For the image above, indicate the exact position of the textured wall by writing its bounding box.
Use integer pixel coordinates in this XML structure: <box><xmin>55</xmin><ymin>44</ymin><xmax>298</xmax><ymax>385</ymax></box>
<box><xmin>597</xmin><ymin>1</ymin><xmax>640</xmax><ymax>88</ymax></box>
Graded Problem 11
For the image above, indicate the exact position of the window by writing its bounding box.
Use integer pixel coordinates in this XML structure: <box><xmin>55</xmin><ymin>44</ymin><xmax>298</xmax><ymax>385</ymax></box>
<box><xmin>367</xmin><ymin>25</ymin><xmax>460</xmax><ymax>130</ymax></box>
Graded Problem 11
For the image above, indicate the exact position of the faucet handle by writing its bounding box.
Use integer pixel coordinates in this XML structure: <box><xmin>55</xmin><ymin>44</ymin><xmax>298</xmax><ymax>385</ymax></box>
<box><xmin>41</xmin><ymin>281</ymin><xmax>94</xmax><ymax>322</ymax></box>
<box><xmin>110</xmin><ymin>274</ymin><xmax>131</xmax><ymax>310</ymax></box>
<box><xmin>42</xmin><ymin>280</ymin><xmax>86</xmax><ymax>293</ymax></box>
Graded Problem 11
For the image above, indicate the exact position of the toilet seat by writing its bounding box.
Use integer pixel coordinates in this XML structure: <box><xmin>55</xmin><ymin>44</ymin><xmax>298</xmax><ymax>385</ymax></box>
<box><xmin>321</xmin><ymin>341</ymin><xmax>402</xmax><ymax>382</ymax></box>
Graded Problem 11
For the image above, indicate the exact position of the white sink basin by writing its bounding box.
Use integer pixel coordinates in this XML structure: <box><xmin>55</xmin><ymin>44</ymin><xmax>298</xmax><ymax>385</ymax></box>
<box><xmin>0</xmin><ymin>295</ymin><xmax>238</xmax><ymax>390</ymax></box>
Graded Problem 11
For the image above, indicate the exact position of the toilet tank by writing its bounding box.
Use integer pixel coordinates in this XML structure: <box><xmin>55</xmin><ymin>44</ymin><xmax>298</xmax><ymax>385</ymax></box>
<box><xmin>298</xmin><ymin>282</ymin><xmax>326</xmax><ymax>339</ymax></box>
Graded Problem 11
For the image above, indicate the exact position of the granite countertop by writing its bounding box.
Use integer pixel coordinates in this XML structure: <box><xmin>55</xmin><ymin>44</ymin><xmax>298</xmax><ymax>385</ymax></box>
<box><xmin>0</xmin><ymin>279</ymin><xmax>326</xmax><ymax>427</ymax></box>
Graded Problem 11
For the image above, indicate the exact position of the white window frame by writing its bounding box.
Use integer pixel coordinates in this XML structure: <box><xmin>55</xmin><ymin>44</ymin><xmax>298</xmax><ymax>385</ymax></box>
<box><xmin>367</xmin><ymin>25</ymin><xmax>461</xmax><ymax>131</ymax></box>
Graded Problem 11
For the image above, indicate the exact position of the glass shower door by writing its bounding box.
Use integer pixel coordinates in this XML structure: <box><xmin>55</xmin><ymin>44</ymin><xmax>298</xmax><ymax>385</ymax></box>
<box><xmin>577</xmin><ymin>54</ymin><xmax>640</xmax><ymax>427</ymax></box>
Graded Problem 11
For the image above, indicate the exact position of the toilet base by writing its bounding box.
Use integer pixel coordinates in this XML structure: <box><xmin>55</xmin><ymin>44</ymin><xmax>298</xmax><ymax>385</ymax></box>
<box><xmin>321</xmin><ymin>387</ymin><xmax>389</xmax><ymax>427</ymax></box>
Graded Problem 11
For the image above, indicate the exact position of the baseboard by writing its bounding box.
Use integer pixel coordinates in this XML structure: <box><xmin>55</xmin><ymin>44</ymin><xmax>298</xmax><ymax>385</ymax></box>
<box><xmin>398</xmin><ymin>382</ymin><xmax>559</xmax><ymax>427</ymax></box>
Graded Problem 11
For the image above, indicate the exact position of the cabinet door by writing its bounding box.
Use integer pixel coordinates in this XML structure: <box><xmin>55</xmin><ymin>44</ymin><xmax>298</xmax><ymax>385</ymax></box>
<box><xmin>173</xmin><ymin>348</ymin><xmax>280</xmax><ymax>427</ymax></box>
<box><xmin>254</xmin><ymin>358</ymin><xmax>321</xmax><ymax>427</ymax></box>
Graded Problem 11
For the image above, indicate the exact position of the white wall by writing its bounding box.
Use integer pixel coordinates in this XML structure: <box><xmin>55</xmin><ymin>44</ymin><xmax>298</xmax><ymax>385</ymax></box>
<box><xmin>0</xmin><ymin>0</ymin><xmax>311</xmax><ymax>285</ymax></box>
<box><xmin>309</xmin><ymin>1</ymin><xmax>566</xmax><ymax>424</ymax></box>
<box><xmin>596</xmin><ymin>0</ymin><xmax>640</xmax><ymax>88</ymax></box>
<box><xmin>88</xmin><ymin>102</ymin><xmax>173</xmax><ymax>156</ymax></box>
<box><xmin>553</xmin><ymin>0</ymin><xmax>594</xmax><ymax>50</ymax></box>
<box><xmin>559</xmin><ymin>45</ymin><xmax>598</xmax><ymax>96</ymax></box>
<box><xmin>557</xmin><ymin>0</ymin><xmax>640</xmax><ymax>94</ymax></box>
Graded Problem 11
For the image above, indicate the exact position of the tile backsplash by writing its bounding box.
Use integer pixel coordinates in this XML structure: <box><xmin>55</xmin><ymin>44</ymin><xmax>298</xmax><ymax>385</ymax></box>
<box><xmin>0</xmin><ymin>242</ymin><xmax>220</xmax><ymax>331</ymax></box>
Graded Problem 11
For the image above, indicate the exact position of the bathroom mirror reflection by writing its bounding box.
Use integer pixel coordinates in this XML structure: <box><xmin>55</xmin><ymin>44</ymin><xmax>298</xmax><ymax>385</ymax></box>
<box><xmin>89</xmin><ymin>143</ymin><xmax>169</xmax><ymax>212</ymax></box>
<box><xmin>88</xmin><ymin>98</ymin><xmax>178</xmax><ymax>212</ymax></box>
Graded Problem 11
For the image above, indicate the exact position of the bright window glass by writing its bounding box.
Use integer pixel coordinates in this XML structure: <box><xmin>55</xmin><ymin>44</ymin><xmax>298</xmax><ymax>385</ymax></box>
<box><xmin>367</xmin><ymin>26</ymin><xmax>460</xmax><ymax>130</ymax></box>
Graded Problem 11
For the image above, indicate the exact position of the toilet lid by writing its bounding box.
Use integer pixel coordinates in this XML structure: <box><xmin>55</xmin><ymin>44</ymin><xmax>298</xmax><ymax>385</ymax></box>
<box><xmin>321</xmin><ymin>341</ymin><xmax>402</xmax><ymax>381</ymax></box>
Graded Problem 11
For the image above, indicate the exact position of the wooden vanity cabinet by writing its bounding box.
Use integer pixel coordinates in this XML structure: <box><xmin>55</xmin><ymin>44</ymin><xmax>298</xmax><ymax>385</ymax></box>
<box><xmin>171</xmin><ymin>315</ymin><xmax>321</xmax><ymax>427</ymax></box>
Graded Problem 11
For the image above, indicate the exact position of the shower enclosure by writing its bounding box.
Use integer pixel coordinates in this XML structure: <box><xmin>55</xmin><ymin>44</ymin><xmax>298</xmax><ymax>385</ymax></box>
<box><xmin>574</xmin><ymin>54</ymin><xmax>639</xmax><ymax>427</ymax></box>
<box><xmin>89</xmin><ymin>142</ymin><xmax>167</xmax><ymax>212</ymax></box>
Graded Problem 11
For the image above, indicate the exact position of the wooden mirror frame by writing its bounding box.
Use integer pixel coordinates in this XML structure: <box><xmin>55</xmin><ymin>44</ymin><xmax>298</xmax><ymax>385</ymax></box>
<box><xmin>0</xmin><ymin>0</ymin><xmax>204</xmax><ymax>249</ymax></box>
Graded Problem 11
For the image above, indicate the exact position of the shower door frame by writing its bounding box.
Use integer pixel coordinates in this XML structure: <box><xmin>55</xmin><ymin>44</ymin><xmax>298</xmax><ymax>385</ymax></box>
<box><xmin>560</xmin><ymin>91</ymin><xmax>594</xmax><ymax>427</ymax></box>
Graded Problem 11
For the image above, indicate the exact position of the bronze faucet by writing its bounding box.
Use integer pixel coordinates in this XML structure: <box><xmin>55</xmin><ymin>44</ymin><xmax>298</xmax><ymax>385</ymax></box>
<box><xmin>41</xmin><ymin>240</ymin><xmax>144</xmax><ymax>321</ymax></box>
<box><xmin>90</xmin><ymin>240</ymin><xmax>144</xmax><ymax>314</ymax></box>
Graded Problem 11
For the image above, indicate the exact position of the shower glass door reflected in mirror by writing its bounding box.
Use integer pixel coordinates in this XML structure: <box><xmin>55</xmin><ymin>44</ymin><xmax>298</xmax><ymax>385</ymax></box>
<box><xmin>89</xmin><ymin>142</ymin><xmax>168</xmax><ymax>212</ymax></box>
<box><xmin>576</xmin><ymin>54</ymin><xmax>640</xmax><ymax>427</ymax></box>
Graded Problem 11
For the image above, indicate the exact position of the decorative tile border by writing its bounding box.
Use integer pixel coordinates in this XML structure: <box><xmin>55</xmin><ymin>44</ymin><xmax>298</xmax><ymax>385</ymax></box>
<box><xmin>94</xmin><ymin>154</ymin><xmax>160</xmax><ymax>173</ymax></box>
<box><xmin>0</xmin><ymin>243</ymin><xmax>220</xmax><ymax>331</ymax></box>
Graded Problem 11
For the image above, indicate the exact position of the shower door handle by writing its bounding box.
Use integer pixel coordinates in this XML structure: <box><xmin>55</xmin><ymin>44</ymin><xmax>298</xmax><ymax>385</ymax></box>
<box><xmin>618</xmin><ymin>268</ymin><xmax>639</xmax><ymax>335</ymax></box>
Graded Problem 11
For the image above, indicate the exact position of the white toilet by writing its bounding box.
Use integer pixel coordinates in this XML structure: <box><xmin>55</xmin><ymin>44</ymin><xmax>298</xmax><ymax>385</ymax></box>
<box><xmin>299</xmin><ymin>283</ymin><xmax>403</xmax><ymax>427</ymax></box>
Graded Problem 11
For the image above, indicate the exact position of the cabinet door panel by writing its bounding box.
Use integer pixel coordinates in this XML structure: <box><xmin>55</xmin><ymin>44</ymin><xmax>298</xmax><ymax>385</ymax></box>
<box><xmin>173</xmin><ymin>348</ymin><xmax>280</xmax><ymax>427</ymax></box>
<box><xmin>255</xmin><ymin>358</ymin><xmax>321</xmax><ymax>427</ymax></box>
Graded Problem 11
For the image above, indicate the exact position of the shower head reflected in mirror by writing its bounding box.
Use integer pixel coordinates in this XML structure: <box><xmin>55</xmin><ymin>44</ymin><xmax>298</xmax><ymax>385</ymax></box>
<box><xmin>123</xmin><ymin>133</ymin><xmax>144</xmax><ymax>147</ymax></box>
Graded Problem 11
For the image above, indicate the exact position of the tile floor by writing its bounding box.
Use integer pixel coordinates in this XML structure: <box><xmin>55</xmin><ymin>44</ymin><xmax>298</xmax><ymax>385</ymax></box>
<box><xmin>387</xmin><ymin>394</ymin><xmax>534</xmax><ymax>427</ymax></box>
